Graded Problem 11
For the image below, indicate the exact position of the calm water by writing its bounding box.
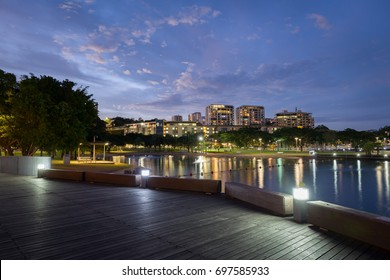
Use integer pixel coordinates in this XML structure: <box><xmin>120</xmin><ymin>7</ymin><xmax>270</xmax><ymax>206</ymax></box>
<box><xmin>127</xmin><ymin>155</ymin><xmax>390</xmax><ymax>217</ymax></box>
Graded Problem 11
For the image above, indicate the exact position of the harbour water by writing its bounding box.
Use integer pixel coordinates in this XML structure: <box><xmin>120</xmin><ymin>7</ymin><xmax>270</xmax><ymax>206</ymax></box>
<box><xmin>127</xmin><ymin>154</ymin><xmax>390</xmax><ymax>217</ymax></box>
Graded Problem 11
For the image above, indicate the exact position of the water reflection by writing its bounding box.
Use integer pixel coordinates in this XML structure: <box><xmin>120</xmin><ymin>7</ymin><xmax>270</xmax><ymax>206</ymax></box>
<box><xmin>257</xmin><ymin>158</ymin><xmax>264</xmax><ymax>188</ymax></box>
<box><xmin>127</xmin><ymin>154</ymin><xmax>390</xmax><ymax>217</ymax></box>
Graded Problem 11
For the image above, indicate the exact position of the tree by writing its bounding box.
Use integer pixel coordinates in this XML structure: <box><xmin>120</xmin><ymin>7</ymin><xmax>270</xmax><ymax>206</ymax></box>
<box><xmin>362</xmin><ymin>141</ymin><xmax>376</xmax><ymax>156</ymax></box>
<box><xmin>8</xmin><ymin>73</ymin><xmax>98</xmax><ymax>156</ymax></box>
<box><xmin>0</xmin><ymin>70</ymin><xmax>17</xmax><ymax>155</ymax></box>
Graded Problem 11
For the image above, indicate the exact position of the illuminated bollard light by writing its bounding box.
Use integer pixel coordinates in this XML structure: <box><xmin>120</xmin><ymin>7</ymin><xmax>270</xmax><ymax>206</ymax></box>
<box><xmin>141</xmin><ymin>169</ymin><xmax>150</xmax><ymax>187</ymax></box>
<box><xmin>293</xmin><ymin>187</ymin><xmax>310</xmax><ymax>223</ymax></box>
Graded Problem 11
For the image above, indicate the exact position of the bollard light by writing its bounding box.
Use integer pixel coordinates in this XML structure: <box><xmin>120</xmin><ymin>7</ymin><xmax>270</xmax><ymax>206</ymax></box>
<box><xmin>293</xmin><ymin>187</ymin><xmax>309</xmax><ymax>200</ymax></box>
<box><xmin>37</xmin><ymin>164</ymin><xmax>45</xmax><ymax>170</ymax></box>
<box><xmin>141</xmin><ymin>169</ymin><xmax>150</xmax><ymax>176</ymax></box>
<box><xmin>293</xmin><ymin>187</ymin><xmax>309</xmax><ymax>223</ymax></box>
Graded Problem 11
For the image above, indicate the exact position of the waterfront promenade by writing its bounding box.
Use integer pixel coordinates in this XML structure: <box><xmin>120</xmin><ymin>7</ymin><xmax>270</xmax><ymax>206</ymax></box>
<box><xmin>1</xmin><ymin>173</ymin><xmax>389</xmax><ymax>260</ymax></box>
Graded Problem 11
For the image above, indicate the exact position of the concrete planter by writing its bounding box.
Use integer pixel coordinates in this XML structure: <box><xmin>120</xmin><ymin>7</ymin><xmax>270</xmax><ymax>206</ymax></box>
<box><xmin>0</xmin><ymin>156</ymin><xmax>51</xmax><ymax>176</ymax></box>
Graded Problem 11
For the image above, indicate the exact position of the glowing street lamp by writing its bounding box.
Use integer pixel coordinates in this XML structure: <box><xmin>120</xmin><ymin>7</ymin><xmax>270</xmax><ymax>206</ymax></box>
<box><xmin>103</xmin><ymin>142</ymin><xmax>109</xmax><ymax>161</ymax></box>
<box><xmin>198</xmin><ymin>136</ymin><xmax>204</xmax><ymax>153</ymax></box>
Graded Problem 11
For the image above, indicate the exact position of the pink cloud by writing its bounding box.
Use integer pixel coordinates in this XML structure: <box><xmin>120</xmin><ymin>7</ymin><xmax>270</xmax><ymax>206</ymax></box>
<box><xmin>307</xmin><ymin>13</ymin><xmax>332</xmax><ymax>30</ymax></box>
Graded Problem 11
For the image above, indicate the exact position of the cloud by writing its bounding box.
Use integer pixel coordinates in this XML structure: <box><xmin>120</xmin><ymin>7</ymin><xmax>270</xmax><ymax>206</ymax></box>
<box><xmin>247</xmin><ymin>33</ymin><xmax>261</xmax><ymax>41</ymax></box>
<box><xmin>79</xmin><ymin>43</ymin><xmax>118</xmax><ymax>64</ymax></box>
<box><xmin>285</xmin><ymin>18</ymin><xmax>300</xmax><ymax>34</ymax></box>
<box><xmin>123</xmin><ymin>69</ymin><xmax>131</xmax><ymax>75</ymax></box>
<box><xmin>174</xmin><ymin>62</ymin><xmax>196</xmax><ymax>91</ymax></box>
<box><xmin>1</xmin><ymin>50</ymin><xmax>90</xmax><ymax>83</ymax></box>
<box><xmin>165</xmin><ymin>5</ymin><xmax>221</xmax><ymax>27</ymax></box>
<box><xmin>80</xmin><ymin>44</ymin><xmax>117</xmax><ymax>53</ymax></box>
<box><xmin>132</xmin><ymin>20</ymin><xmax>156</xmax><ymax>44</ymax></box>
<box><xmin>137</xmin><ymin>68</ymin><xmax>152</xmax><ymax>74</ymax></box>
<box><xmin>161</xmin><ymin>41</ymin><xmax>168</xmax><ymax>48</ymax></box>
<box><xmin>127</xmin><ymin>5</ymin><xmax>221</xmax><ymax>45</ymax></box>
<box><xmin>307</xmin><ymin>13</ymin><xmax>332</xmax><ymax>30</ymax></box>
<box><xmin>124</xmin><ymin>39</ymin><xmax>135</xmax><ymax>46</ymax></box>
<box><xmin>58</xmin><ymin>1</ymin><xmax>81</xmax><ymax>13</ymax></box>
<box><xmin>148</xmin><ymin>80</ymin><xmax>160</xmax><ymax>86</ymax></box>
<box><xmin>85</xmin><ymin>53</ymin><xmax>105</xmax><ymax>64</ymax></box>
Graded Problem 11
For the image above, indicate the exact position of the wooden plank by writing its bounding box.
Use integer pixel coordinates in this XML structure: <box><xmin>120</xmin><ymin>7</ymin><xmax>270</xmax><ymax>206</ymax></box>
<box><xmin>1</xmin><ymin>174</ymin><xmax>390</xmax><ymax>260</ymax></box>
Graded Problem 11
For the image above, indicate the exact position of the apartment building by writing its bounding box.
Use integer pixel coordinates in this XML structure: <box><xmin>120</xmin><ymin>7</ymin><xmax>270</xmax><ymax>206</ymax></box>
<box><xmin>236</xmin><ymin>105</ymin><xmax>265</xmax><ymax>126</ymax></box>
<box><xmin>275</xmin><ymin>109</ymin><xmax>314</xmax><ymax>128</ymax></box>
<box><xmin>206</xmin><ymin>104</ymin><xmax>235</xmax><ymax>126</ymax></box>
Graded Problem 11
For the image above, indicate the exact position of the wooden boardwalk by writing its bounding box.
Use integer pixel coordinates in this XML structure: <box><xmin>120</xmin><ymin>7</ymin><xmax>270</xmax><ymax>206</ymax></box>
<box><xmin>1</xmin><ymin>173</ymin><xmax>389</xmax><ymax>260</ymax></box>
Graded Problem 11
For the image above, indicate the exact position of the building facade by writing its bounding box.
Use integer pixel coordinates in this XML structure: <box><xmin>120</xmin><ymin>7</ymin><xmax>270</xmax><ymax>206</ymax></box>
<box><xmin>163</xmin><ymin>121</ymin><xmax>199</xmax><ymax>137</ymax></box>
<box><xmin>275</xmin><ymin>109</ymin><xmax>314</xmax><ymax>128</ymax></box>
<box><xmin>171</xmin><ymin>115</ymin><xmax>183</xmax><ymax>122</ymax></box>
<box><xmin>188</xmin><ymin>112</ymin><xmax>202</xmax><ymax>123</ymax></box>
<box><xmin>206</xmin><ymin>104</ymin><xmax>235</xmax><ymax>126</ymax></box>
<box><xmin>124</xmin><ymin>120</ymin><xmax>164</xmax><ymax>135</ymax></box>
<box><xmin>236</xmin><ymin>105</ymin><xmax>265</xmax><ymax>126</ymax></box>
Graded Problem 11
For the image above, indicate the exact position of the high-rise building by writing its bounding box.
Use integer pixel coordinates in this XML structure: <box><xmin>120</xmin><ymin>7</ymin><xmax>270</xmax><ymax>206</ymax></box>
<box><xmin>275</xmin><ymin>109</ymin><xmax>314</xmax><ymax>128</ymax></box>
<box><xmin>188</xmin><ymin>112</ymin><xmax>202</xmax><ymax>123</ymax></box>
<box><xmin>206</xmin><ymin>104</ymin><xmax>235</xmax><ymax>126</ymax></box>
<box><xmin>236</xmin><ymin>105</ymin><xmax>265</xmax><ymax>126</ymax></box>
<box><xmin>172</xmin><ymin>115</ymin><xmax>183</xmax><ymax>122</ymax></box>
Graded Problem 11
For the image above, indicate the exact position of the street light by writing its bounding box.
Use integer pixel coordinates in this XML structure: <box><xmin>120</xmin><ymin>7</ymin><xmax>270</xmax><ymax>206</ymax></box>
<box><xmin>259</xmin><ymin>138</ymin><xmax>262</xmax><ymax>150</ymax></box>
<box><xmin>93</xmin><ymin>136</ymin><xmax>97</xmax><ymax>162</ymax></box>
<box><xmin>295</xmin><ymin>137</ymin><xmax>298</xmax><ymax>151</ymax></box>
<box><xmin>103</xmin><ymin>142</ymin><xmax>109</xmax><ymax>161</ymax></box>
<box><xmin>198</xmin><ymin>136</ymin><xmax>203</xmax><ymax>153</ymax></box>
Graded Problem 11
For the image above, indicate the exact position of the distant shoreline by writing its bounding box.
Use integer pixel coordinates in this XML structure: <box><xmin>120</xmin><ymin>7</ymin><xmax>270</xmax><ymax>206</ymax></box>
<box><xmin>109</xmin><ymin>150</ymin><xmax>389</xmax><ymax>161</ymax></box>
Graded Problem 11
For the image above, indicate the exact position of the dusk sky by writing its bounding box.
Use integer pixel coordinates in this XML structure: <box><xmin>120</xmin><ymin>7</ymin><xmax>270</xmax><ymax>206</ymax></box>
<box><xmin>1</xmin><ymin>0</ymin><xmax>389</xmax><ymax>131</ymax></box>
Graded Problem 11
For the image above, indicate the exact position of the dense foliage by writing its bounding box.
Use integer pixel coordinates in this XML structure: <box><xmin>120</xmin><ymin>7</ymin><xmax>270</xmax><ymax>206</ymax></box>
<box><xmin>107</xmin><ymin>120</ymin><xmax>389</xmax><ymax>155</ymax></box>
<box><xmin>0</xmin><ymin>69</ymin><xmax>100</xmax><ymax>156</ymax></box>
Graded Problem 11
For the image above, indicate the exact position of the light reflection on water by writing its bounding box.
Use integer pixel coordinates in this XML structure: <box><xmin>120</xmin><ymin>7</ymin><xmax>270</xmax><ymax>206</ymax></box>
<box><xmin>127</xmin><ymin>155</ymin><xmax>390</xmax><ymax>217</ymax></box>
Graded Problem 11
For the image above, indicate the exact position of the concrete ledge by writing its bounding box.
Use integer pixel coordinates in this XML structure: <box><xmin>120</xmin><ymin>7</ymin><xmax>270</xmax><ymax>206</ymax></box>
<box><xmin>38</xmin><ymin>169</ymin><xmax>85</xmax><ymax>181</ymax></box>
<box><xmin>307</xmin><ymin>201</ymin><xmax>390</xmax><ymax>251</ymax></box>
<box><xmin>225</xmin><ymin>182</ymin><xmax>293</xmax><ymax>216</ymax></box>
<box><xmin>84</xmin><ymin>172</ymin><xmax>141</xmax><ymax>187</ymax></box>
<box><xmin>146</xmin><ymin>176</ymin><xmax>221</xmax><ymax>194</ymax></box>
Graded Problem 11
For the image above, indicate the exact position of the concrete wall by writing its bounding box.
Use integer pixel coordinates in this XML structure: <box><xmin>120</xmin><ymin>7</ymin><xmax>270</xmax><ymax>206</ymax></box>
<box><xmin>146</xmin><ymin>176</ymin><xmax>221</xmax><ymax>194</ymax></box>
<box><xmin>0</xmin><ymin>156</ymin><xmax>51</xmax><ymax>176</ymax></box>
<box><xmin>307</xmin><ymin>200</ymin><xmax>390</xmax><ymax>251</ymax></box>
<box><xmin>225</xmin><ymin>182</ymin><xmax>293</xmax><ymax>216</ymax></box>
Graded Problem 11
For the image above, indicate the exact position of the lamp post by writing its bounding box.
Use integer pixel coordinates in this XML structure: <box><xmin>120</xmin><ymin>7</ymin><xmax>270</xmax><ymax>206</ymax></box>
<box><xmin>103</xmin><ymin>142</ymin><xmax>109</xmax><ymax>161</ymax></box>
<box><xmin>259</xmin><ymin>138</ymin><xmax>262</xmax><ymax>151</ymax></box>
<box><xmin>77</xmin><ymin>143</ymin><xmax>82</xmax><ymax>160</ymax></box>
<box><xmin>93</xmin><ymin>136</ymin><xmax>96</xmax><ymax>162</ymax></box>
<box><xmin>295</xmin><ymin>137</ymin><xmax>298</xmax><ymax>151</ymax></box>
<box><xmin>198</xmin><ymin>136</ymin><xmax>204</xmax><ymax>153</ymax></box>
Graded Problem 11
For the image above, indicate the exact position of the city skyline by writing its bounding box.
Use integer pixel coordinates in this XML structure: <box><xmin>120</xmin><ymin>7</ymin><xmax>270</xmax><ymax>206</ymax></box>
<box><xmin>1</xmin><ymin>0</ymin><xmax>390</xmax><ymax>131</ymax></box>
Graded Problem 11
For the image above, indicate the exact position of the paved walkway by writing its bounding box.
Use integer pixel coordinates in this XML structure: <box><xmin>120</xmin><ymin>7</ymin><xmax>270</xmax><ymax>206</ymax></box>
<box><xmin>1</xmin><ymin>173</ymin><xmax>389</xmax><ymax>260</ymax></box>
